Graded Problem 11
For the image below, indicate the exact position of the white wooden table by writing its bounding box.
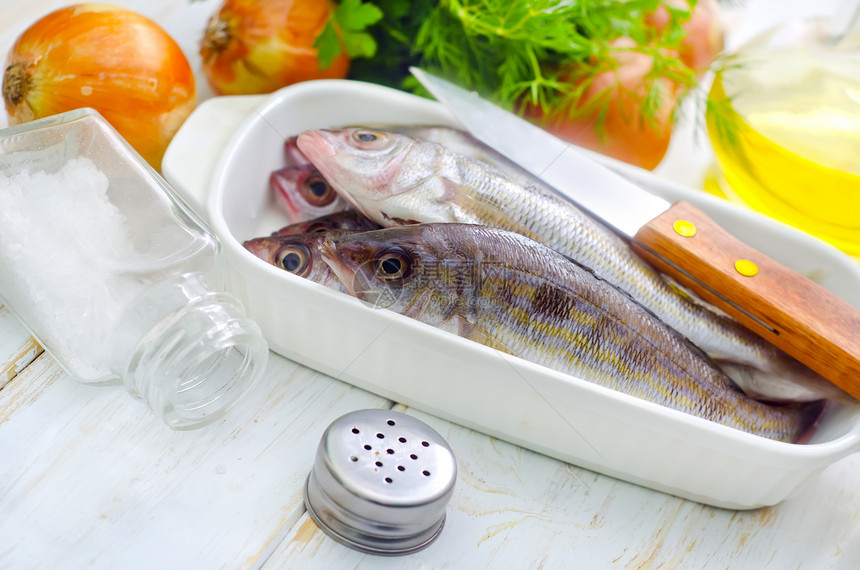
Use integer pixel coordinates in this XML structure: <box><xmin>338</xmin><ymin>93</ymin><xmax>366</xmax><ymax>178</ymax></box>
<box><xmin>2</xmin><ymin>1</ymin><xmax>860</xmax><ymax>568</ymax></box>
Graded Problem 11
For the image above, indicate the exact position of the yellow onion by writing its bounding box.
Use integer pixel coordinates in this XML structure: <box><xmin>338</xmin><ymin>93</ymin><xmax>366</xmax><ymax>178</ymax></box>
<box><xmin>200</xmin><ymin>0</ymin><xmax>350</xmax><ymax>96</ymax></box>
<box><xmin>2</xmin><ymin>4</ymin><xmax>196</xmax><ymax>170</ymax></box>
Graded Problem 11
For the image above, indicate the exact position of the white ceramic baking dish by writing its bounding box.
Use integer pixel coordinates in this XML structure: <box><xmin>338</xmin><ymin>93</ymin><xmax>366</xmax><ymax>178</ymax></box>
<box><xmin>163</xmin><ymin>80</ymin><xmax>860</xmax><ymax>509</ymax></box>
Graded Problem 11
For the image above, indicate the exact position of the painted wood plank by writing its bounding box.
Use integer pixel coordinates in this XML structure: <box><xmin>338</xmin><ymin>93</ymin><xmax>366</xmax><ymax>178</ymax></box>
<box><xmin>264</xmin><ymin>406</ymin><xmax>860</xmax><ymax>569</ymax></box>
<box><xmin>0</xmin><ymin>351</ymin><xmax>392</xmax><ymax>569</ymax></box>
<box><xmin>0</xmin><ymin>305</ymin><xmax>43</xmax><ymax>389</ymax></box>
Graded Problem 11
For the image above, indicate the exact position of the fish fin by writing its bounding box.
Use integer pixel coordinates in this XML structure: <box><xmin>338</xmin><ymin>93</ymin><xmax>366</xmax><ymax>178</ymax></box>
<box><xmin>455</xmin><ymin>314</ymin><xmax>477</xmax><ymax>338</ymax></box>
<box><xmin>456</xmin><ymin>316</ymin><xmax>512</xmax><ymax>354</ymax></box>
<box><xmin>718</xmin><ymin>361</ymin><xmax>855</xmax><ymax>404</ymax></box>
<box><xmin>439</xmin><ymin>177</ymin><xmax>469</xmax><ymax>204</ymax></box>
<box><xmin>662</xmin><ymin>275</ymin><xmax>731</xmax><ymax>317</ymax></box>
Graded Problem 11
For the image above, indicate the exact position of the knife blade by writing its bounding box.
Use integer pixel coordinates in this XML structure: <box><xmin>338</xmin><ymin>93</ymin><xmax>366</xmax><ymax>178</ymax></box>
<box><xmin>411</xmin><ymin>66</ymin><xmax>860</xmax><ymax>398</ymax></box>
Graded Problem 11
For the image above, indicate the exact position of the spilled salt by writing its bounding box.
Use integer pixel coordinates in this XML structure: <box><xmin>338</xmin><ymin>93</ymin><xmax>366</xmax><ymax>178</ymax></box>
<box><xmin>0</xmin><ymin>157</ymin><xmax>138</xmax><ymax>380</ymax></box>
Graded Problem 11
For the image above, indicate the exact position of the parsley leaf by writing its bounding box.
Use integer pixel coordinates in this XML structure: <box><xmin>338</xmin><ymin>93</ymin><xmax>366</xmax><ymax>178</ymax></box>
<box><xmin>337</xmin><ymin>0</ymin><xmax>384</xmax><ymax>31</ymax></box>
<box><xmin>315</xmin><ymin>0</ymin><xmax>383</xmax><ymax>69</ymax></box>
<box><xmin>314</xmin><ymin>21</ymin><xmax>342</xmax><ymax>70</ymax></box>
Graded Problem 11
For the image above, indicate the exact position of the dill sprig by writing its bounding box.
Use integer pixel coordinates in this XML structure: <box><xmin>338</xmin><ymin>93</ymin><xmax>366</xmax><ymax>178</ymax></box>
<box><xmin>319</xmin><ymin>0</ymin><xmax>709</xmax><ymax>124</ymax></box>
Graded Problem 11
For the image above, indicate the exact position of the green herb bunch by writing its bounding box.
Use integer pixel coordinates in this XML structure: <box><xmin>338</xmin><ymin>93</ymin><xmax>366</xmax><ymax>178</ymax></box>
<box><xmin>316</xmin><ymin>0</ymin><xmax>704</xmax><ymax>123</ymax></box>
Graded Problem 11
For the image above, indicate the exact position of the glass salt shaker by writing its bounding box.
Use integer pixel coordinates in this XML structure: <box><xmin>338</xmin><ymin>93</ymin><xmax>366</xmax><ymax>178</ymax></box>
<box><xmin>0</xmin><ymin>108</ymin><xmax>269</xmax><ymax>429</ymax></box>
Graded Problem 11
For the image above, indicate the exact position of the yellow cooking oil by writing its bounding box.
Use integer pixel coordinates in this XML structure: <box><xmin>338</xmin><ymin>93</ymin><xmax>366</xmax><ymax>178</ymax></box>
<box><xmin>705</xmin><ymin>47</ymin><xmax>860</xmax><ymax>257</ymax></box>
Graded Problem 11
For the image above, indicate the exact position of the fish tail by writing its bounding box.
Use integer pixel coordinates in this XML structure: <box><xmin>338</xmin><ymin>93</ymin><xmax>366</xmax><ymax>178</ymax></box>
<box><xmin>792</xmin><ymin>400</ymin><xmax>827</xmax><ymax>444</ymax></box>
<box><xmin>745</xmin><ymin>398</ymin><xmax>826</xmax><ymax>443</ymax></box>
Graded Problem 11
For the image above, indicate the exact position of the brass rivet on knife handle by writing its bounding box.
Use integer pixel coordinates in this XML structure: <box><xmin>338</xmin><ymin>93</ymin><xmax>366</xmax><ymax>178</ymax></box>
<box><xmin>735</xmin><ymin>259</ymin><xmax>759</xmax><ymax>277</ymax></box>
<box><xmin>631</xmin><ymin>201</ymin><xmax>860</xmax><ymax>399</ymax></box>
<box><xmin>673</xmin><ymin>219</ymin><xmax>697</xmax><ymax>237</ymax></box>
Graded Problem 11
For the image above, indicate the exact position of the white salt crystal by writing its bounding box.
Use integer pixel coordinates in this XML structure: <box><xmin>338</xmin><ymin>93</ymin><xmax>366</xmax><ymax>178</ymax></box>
<box><xmin>0</xmin><ymin>157</ymin><xmax>140</xmax><ymax>381</ymax></box>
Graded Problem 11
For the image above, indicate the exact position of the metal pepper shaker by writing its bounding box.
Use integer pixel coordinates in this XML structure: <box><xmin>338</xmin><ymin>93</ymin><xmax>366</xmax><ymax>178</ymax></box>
<box><xmin>305</xmin><ymin>409</ymin><xmax>457</xmax><ymax>555</ymax></box>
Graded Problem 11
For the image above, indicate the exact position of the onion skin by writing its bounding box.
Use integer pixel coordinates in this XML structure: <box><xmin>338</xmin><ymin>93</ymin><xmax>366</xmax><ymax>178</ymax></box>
<box><xmin>647</xmin><ymin>0</ymin><xmax>724</xmax><ymax>73</ymax></box>
<box><xmin>2</xmin><ymin>4</ymin><xmax>196</xmax><ymax>170</ymax></box>
<box><xmin>522</xmin><ymin>2</ymin><xmax>722</xmax><ymax>170</ymax></box>
<box><xmin>200</xmin><ymin>0</ymin><xmax>350</xmax><ymax>96</ymax></box>
<box><xmin>525</xmin><ymin>38</ymin><xmax>679</xmax><ymax>171</ymax></box>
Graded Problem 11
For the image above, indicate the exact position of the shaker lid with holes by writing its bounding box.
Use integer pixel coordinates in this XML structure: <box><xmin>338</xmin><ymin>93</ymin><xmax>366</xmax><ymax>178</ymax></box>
<box><xmin>304</xmin><ymin>409</ymin><xmax>457</xmax><ymax>555</ymax></box>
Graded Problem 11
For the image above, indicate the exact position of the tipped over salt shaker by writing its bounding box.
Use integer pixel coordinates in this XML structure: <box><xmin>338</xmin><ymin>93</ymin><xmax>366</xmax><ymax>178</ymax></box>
<box><xmin>0</xmin><ymin>109</ymin><xmax>268</xmax><ymax>429</ymax></box>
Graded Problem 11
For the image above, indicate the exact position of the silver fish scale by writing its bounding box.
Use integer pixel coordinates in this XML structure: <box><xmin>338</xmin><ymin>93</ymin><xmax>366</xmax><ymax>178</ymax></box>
<box><xmin>392</xmin><ymin>225</ymin><xmax>817</xmax><ymax>442</ymax></box>
<box><xmin>442</xmin><ymin>153</ymin><xmax>759</xmax><ymax>354</ymax></box>
<box><xmin>300</xmin><ymin>127</ymin><xmax>845</xmax><ymax>404</ymax></box>
<box><xmin>421</xmin><ymin>146</ymin><xmax>833</xmax><ymax>391</ymax></box>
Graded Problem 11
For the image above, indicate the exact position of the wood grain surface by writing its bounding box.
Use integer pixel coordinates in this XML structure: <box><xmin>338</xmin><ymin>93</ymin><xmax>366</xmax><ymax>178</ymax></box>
<box><xmin>3</xmin><ymin>309</ymin><xmax>860</xmax><ymax>568</ymax></box>
<box><xmin>0</xmin><ymin>305</ymin><xmax>41</xmax><ymax>389</ymax></box>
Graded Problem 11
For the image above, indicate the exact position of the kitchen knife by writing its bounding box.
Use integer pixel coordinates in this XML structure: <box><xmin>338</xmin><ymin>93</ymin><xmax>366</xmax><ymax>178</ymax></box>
<box><xmin>411</xmin><ymin>67</ymin><xmax>860</xmax><ymax>399</ymax></box>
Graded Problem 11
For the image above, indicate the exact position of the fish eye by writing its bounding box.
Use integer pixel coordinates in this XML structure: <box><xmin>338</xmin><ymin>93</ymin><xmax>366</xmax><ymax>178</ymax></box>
<box><xmin>301</xmin><ymin>175</ymin><xmax>336</xmax><ymax>207</ymax></box>
<box><xmin>353</xmin><ymin>130</ymin><xmax>378</xmax><ymax>142</ymax></box>
<box><xmin>350</xmin><ymin>129</ymin><xmax>388</xmax><ymax>149</ymax></box>
<box><xmin>374</xmin><ymin>247</ymin><xmax>413</xmax><ymax>283</ymax></box>
<box><xmin>275</xmin><ymin>243</ymin><xmax>312</xmax><ymax>277</ymax></box>
<box><xmin>305</xmin><ymin>221</ymin><xmax>333</xmax><ymax>233</ymax></box>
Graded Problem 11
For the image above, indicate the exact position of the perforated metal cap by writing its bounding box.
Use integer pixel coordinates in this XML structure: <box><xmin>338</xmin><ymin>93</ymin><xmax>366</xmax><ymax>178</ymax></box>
<box><xmin>304</xmin><ymin>409</ymin><xmax>457</xmax><ymax>555</ymax></box>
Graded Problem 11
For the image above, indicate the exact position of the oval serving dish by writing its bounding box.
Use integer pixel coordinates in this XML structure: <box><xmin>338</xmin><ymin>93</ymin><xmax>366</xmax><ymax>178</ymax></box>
<box><xmin>164</xmin><ymin>80</ymin><xmax>860</xmax><ymax>509</ymax></box>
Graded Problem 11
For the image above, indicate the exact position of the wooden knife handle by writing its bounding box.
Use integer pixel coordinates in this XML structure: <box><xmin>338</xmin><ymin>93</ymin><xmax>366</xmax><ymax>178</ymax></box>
<box><xmin>631</xmin><ymin>201</ymin><xmax>860</xmax><ymax>399</ymax></box>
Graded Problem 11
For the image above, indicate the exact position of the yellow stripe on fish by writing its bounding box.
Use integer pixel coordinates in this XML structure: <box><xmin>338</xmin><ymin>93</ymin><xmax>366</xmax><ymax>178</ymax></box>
<box><xmin>297</xmin><ymin>126</ymin><xmax>851</xmax><ymax>405</ymax></box>
<box><xmin>319</xmin><ymin>223</ymin><xmax>823</xmax><ymax>443</ymax></box>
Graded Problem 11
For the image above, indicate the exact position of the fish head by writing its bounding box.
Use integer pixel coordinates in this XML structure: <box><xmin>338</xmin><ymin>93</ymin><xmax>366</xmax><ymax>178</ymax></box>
<box><xmin>269</xmin><ymin>165</ymin><xmax>346</xmax><ymax>223</ymax></box>
<box><xmin>243</xmin><ymin>232</ymin><xmax>343</xmax><ymax>290</ymax></box>
<box><xmin>271</xmin><ymin>217</ymin><xmax>329</xmax><ymax>237</ymax></box>
<box><xmin>272</xmin><ymin>211</ymin><xmax>381</xmax><ymax>237</ymax></box>
<box><xmin>319</xmin><ymin>224</ymin><xmax>479</xmax><ymax>323</ymax></box>
<box><xmin>297</xmin><ymin>127</ymin><xmax>445</xmax><ymax>224</ymax></box>
<box><xmin>283</xmin><ymin>136</ymin><xmax>309</xmax><ymax>166</ymax></box>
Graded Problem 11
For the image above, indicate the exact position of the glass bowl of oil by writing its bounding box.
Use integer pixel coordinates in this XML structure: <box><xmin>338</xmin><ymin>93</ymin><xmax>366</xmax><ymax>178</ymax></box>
<box><xmin>705</xmin><ymin>18</ymin><xmax>860</xmax><ymax>257</ymax></box>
